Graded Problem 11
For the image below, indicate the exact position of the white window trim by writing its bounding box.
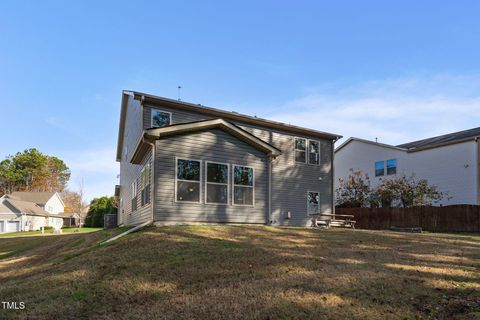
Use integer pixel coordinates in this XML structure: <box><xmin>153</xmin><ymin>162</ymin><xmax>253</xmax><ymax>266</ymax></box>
<box><xmin>174</xmin><ymin>157</ymin><xmax>202</xmax><ymax>204</ymax></box>
<box><xmin>294</xmin><ymin>137</ymin><xmax>307</xmax><ymax>164</ymax></box>
<box><xmin>306</xmin><ymin>190</ymin><xmax>320</xmax><ymax>216</ymax></box>
<box><xmin>205</xmin><ymin>161</ymin><xmax>230</xmax><ymax>205</ymax></box>
<box><xmin>131</xmin><ymin>180</ymin><xmax>137</xmax><ymax>198</ymax></box>
<box><xmin>294</xmin><ymin>137</ymin><xmax>321</xmax><ymax>166</ymax></box>
<box><xmin>232</xmin><ymin>164</ymin><xmax>255</xmax><ymax>207</ymax></box>
<box><xmin>308</xmin><ymin>139</ymin><xmax>321</xmax><ymax>165</ymax></box>
<box><xmin>151</xmin><ymin>108</ymin><xmax>172</xmax><ymax>128</ymax></box>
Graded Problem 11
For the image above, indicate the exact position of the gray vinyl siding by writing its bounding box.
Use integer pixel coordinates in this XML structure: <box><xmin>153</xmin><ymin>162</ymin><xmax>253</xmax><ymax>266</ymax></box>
<box><xmin>118</xmin><ymin>96</ymin><xmax>153</xmax><ymax>226</ymax></box>
<box><xmin>143</xmin><ymin>103</ymin><xmax>333</xmax><ymax>226</ymax></box>
<box><xmin>154</xmin><ymin>129</ymin><xmax>268</xmax><ymax>224</ymax></box>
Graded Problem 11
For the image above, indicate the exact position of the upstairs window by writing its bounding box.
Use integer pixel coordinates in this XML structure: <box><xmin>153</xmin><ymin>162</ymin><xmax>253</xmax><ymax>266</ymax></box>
<box><xmin>151</xmin><ymin>109</ymin><xmax>172</xmax><ymax>128</ymax></box>
<box><xmin>308</xmin><ymin>140</ymin><xmax>320</xmax><ymax>165</ymax></box>
<box><xmin>375</xmin><ymin>161</ymin><xmax>385</xmax><ymax>177</ymax></box>
<box><xmin>206</xmin><ymin>162</ymin><xmax>229</xmax><ymax>204</ymax></box>
<box><xmin>233</xmin><ymin>165</ymin><xmax>254</xmax><ymax>206</ymax></box>
<box><xmin>294</xmin><ymin>138</ymin><xmax>307</xmax><ymax>163</ymax></box>
<box><xmin>386</xmin><ymin>159</ymin><xmax>397</xmax><ymax>175</ymax></box>
<box><xmin>176</xmin><ymin>159</ymin><xmax>201</xmax><ymax>203</ymax></box>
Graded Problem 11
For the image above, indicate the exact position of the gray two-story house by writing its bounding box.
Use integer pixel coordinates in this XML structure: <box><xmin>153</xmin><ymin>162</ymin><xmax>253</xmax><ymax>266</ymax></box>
<box><xmin>116</xmin><ymin>91</ymin><xmax>342</xmax><ymax>227</ymax></box>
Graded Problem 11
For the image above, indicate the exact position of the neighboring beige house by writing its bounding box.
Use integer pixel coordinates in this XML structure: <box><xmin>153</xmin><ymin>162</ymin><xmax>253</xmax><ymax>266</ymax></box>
<box><xmin>0</xmin><ymin>192</ymin><xmax>65</xmax><ymax>232</ymax></box>
<box><xmin>335</xmin><ymin>127</ymin><xmax>480</xmax><ymax>205</ymax></box>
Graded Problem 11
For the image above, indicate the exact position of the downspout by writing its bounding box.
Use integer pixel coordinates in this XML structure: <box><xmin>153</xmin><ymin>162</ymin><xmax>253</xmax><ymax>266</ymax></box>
<box><xmin>476</xmin><ymin>136</ymin><xmax>480</xmax><ymax>205</ymax></box>
<box><xmin>331</xmin><ymin>138</ymin><xmax>338</xmax><ymax>216</ymax></box>
<box><xmin>141</xmin><ymin>95</ymin><xmax>155</xmax><ymax>225</ymax></box>
<box><xmin>267</xmin><ymin>155</ymin><xmax>273</xmax><ymax>225</ymax></box>
<box><xmin>145</xmin><ymin>139</ymin><xmax>156</xmax><ymax>224</ymax></box>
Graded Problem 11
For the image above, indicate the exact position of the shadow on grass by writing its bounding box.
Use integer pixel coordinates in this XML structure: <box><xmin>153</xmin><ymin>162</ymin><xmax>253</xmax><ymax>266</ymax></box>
<box><xmin>0</xmin><ymin>225</ymin><xmax>479</xmax><ymax>319</ymax></box>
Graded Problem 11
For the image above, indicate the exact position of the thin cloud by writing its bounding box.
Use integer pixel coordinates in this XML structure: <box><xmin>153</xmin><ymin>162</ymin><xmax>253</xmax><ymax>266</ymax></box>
<box><xmin>267</xmin><ymin>74</ymin><xmax>480</xmax><ymax>145</ymax></box>
<box><xmin>59</xmin><ymin>147</ymin><xmax>119</xmax><ymax>201</ymax></box>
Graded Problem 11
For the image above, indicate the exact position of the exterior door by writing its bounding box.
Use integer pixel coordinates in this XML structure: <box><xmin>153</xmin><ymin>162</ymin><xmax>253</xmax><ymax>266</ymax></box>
<box><xmin>0</xmin><ymin>221</ymin><xmax>4</xmax><ymax>232</ymax></box>
<box><xmin>307</xmin><ymin>191</ymin><xmax>320</xmax><ymax>215</ymax></box>
<box><xmin>6</xmin><ymin>221</ymin><xmax>20</xmax><ymax>232</ymax></box>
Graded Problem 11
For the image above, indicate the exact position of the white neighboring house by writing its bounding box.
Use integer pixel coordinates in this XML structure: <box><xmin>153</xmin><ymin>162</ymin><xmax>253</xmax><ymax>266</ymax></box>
<box><xmin>335</xmin><ymin>127</ymin><xmax>480</xmax><ymax>206</ymax></box>
<box><xmin>0</xmin><ymin>192</ymin><xmax>65</xmax><ymax>232</ymax></box>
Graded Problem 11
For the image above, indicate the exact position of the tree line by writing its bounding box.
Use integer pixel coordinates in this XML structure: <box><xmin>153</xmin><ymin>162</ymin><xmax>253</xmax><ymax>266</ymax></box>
<box><xmin>0</xmin><ymin>148</ymin><xmax>117</xmax><ymax>227</ymax></box>
<box><xmin>0</xmin><ymin>148</ymin><xmax>70</xmax><ymax>195</ymax></box>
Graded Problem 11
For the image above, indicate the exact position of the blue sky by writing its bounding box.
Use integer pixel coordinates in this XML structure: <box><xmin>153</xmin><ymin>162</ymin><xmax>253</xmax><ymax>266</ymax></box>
<box><xmin>1</xmin><ymin>1</ymin><xmax>480</xmax><ymax>201</ymax></box>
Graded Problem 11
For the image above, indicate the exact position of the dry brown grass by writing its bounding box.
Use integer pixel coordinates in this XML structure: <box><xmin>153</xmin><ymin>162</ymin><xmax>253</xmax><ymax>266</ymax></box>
<box><xmin>0</xmin><ymin>226</ymin><xmax>479</xmax><ymax>319</ymax></box>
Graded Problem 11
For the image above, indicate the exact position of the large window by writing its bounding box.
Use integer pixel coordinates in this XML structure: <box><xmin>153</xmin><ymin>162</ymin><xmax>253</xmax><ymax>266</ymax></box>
<box><xmin>233</xmin><ymin>165</ymin><xmax>254</xmax><ymax>206</ymax></box>
<box><xmin>205</xmin><ymin>162</ymin><xmax>229</xmax><ymax>204</ymax></box>
<box><xmin>140</xmin><ymin>162</ymin><xmax>151</xmax><ymax>206</ymax></box>
<box><xmin>176</xmin><ymin>159</ymin><xmax>201</xmax><ymax>203</ymax></box>
<box><xmin>375</xmin><ymin>161</ymin><xmax>385</xmax><ymax>177</ymax></box>
<box><xmin>151</xmin><ymin>109</ymin><xmax>172</xmax><ymax>128</ymax></box>
<box><xmin>386</xmin><ymin>159</ymin><xmax>397</xmax><ymax>175</ymax></box>
<box><xmin>307</xmin><ymin>191</ymin><xmax>320</xmax><ymax>216</ymax></box>
<box><xmin>308</xmin><ymin>140</ymin><xmax>320</xmax><ymax>165</ymax></box>
<box><xmin>294</xmin><ymin>138</ymin><xmax>307</xmax><ymax>163</ymax></box>
<box><xmin>131</xmin><ymin>180</ymin><xmax>138</xmax><ymax>211</ymax></box>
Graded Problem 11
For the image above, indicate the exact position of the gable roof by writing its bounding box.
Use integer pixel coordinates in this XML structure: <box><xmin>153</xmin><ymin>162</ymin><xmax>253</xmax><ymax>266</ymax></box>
<box><xmin>117</xmin><ymin>90</ymin><xmax>342</xmax><ymax>161</ymax></box>
<box><xmin>9</xmin><ymin>192</ymin><xmax>57</xmax><ymax>206</ymax></box>
<box><xmin>1</xmin><ymin>196</ymin><xmax>51</xmax><ymax>217</ymax></box>
<box><xmin>336</xmin><ymin>127</ymin><xmax>480</xmax><ymax>154</ymax></box>
<box><xmin>131</xmin><ymin>118</ymin><xmax>282</xmax><ymax>164</ymax></box>
<box><xmin>396</xmin><ymin>126</ymin><xmax>480</xmax><ymax>150</ymax></box>
<box><xmin>335</xmin><ymin>137</ymin><xmax>407</xmax><ymax>153</ymax></box>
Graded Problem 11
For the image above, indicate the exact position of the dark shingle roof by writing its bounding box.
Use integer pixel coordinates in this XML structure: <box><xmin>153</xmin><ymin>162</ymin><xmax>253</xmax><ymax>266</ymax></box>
<box><xmin>397</xmin><ymin>127</ymin><xmax>480</xmax><ymax>150</ymax></box>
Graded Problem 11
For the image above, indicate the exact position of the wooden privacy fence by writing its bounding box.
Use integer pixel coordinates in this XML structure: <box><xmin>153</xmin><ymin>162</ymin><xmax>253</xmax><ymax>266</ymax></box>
<box><xmin>335</xmin><ymin>205</ymin><xmax>480</xmax><ymax>232</ymax></box>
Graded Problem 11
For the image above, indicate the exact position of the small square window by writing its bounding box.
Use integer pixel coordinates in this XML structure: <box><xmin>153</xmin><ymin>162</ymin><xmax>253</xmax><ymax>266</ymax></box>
<box><xmin>375</xmin><ymin>161</ymin><xmax>385</xmax><ymax>177</ymax></box>
<box><xmin>151</xmin><ymin>109</ymin><xmax>171</xmax><ymax>128</ymax></box>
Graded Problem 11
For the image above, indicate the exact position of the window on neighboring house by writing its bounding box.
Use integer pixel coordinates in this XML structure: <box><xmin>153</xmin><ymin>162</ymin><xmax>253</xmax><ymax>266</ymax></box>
<box><xmin>206</xmin><ymin>162</ymin><xmax>229</xmax><ymax>204</ymax></box>
<box><xmin>176</xmin><ymin>159</ymin><xmax>201</xmax><ymax>203</ymax></box>
<box><xmin>233</xmin><ymin>165</ymin><xmax>254</xmax><ymax>206</ymax></box>
<box><xmin>386</xmin><ymin>159</ymin><xmax>397</xmax><ymax>175</ymax></box>
<box><xmin>375</xmin><ymin>161</ymin><xmax>385</xmax><ymax>177</ymax></box>
<box><xmin>307</xmin><ymin>191</ymin><xmax>320</xmax><ymax>216</ymax></box>
<box><xmin>295</xmin><ymin>138</ymin><xmax>307</xmax><ymax>163</ymax></box>
<box><xmin>140</xmin><ymin>162</ymin><xmax>151</xmax><ymax>206</ymax></box>
<box><xmin>131</xmin><ymin>180</ymin><xmax>138</xmax><ymax>211</ymax></box>
<box><xmin>308</xmin><ymin>140</ymin><xmax>320</xmax><ymax>165</ymax></box>
<box><xmin>151</xmin><ymin>109</ymin><xmax>172</xmax><ymax>128</ymax></box>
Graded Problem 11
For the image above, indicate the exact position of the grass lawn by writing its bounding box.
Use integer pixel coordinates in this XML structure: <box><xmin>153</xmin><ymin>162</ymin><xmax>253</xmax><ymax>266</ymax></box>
<box><xmin>0</xmin><ymin>226</ymin><xmax>479</xmax><ymax>319</ymax></box>
<box><xmin>0</xmin><ymin>228</ymin><xmax>102</xmax><ymax>238</ymax></box>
